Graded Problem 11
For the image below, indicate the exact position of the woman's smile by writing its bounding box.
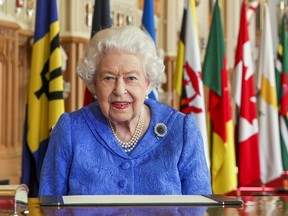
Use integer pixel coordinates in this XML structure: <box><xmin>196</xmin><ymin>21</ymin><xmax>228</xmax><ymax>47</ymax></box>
<box><xmin>111</xmin><ymin>101</ymin><xmax>131</xmax><ymax>110</ymax></box>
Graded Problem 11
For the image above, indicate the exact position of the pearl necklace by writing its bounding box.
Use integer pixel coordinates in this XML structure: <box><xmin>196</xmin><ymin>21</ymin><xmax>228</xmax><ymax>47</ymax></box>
<box><xmin>108</xmin><ymin>107</ymin><xmax>145</xmax><ymax>152</ymax></box>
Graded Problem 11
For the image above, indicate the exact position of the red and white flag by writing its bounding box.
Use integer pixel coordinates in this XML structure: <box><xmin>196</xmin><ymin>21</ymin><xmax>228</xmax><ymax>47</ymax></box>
<box><xmin>233</xmin><ymin>0</ymin><xmax>260</xmax><ymax>187</ymax></box>
<box><xmin>176</xmin><ymin>0</ymin><xmax>209</xmax><ymax>167</ymax></box>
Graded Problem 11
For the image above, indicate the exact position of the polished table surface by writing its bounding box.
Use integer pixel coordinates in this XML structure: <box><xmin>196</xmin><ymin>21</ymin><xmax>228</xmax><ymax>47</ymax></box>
<box><xmin>5</xmin><ymin>196</ymin><xmax>288</xmax><ymax>215</ymax></box>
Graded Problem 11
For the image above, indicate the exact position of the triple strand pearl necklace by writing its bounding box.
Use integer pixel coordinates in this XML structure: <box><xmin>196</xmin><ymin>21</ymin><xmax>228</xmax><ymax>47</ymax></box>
<box><xmin>108</xmin><ymin>107</ymin><xmax>145</xmax><ymax>152</ymax></box>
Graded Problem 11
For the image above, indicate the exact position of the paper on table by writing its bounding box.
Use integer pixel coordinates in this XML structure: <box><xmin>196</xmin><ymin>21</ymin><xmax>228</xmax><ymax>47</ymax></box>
<box><xmin>41</xmin><ymin>195</ymin><xmax>222</xmax><ymax>206</ymax></box>
<box><xmin>65</xmin><ymin>195</ymin><xmax>217</xmax><ymax>205</ymax></box>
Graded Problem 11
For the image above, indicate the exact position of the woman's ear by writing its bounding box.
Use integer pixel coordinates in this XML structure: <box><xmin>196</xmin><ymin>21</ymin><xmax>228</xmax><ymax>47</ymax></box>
<box><xmin>146</xmin><ymin>80</ymin><xmax>152</xmax><ymax>96</ymax></box>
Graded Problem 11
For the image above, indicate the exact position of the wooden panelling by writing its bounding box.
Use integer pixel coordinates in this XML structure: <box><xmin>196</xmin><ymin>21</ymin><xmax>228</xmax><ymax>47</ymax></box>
<box><xmin>0</xmin><ymin>21</ymin><xmax>32</xmax><ymax>184</ymax></box>
<box><xmin>61</xmin><ymin>37</ymin><xmax>89</xmax><ymax>112</ymax></box>
<box><xmin>139</xmin><ymin>0</ymin><xmax>161</xmax><ymax>16</ymax></box>
<box><xmin>162</xmin><ymin>56</ymin><xmax>176</xmax><ymax>107</ymax></box>
<box><xmin>0</xmin><ymin>23</ymin><xmax>91</xmax><ymax>183</ymax></box>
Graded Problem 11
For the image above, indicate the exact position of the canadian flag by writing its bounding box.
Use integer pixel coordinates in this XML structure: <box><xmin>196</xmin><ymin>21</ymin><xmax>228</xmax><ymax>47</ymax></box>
<box><xmin>233</xmin><ymin>0</ymin><xmax>261</xmax><ymax>187</ymax></box>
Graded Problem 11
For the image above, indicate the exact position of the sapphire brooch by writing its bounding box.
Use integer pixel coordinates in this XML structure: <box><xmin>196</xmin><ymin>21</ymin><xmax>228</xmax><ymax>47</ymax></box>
<box><xmin>154</xmin><ymin>123</ymin><xmax>167</xmax><ymax>138</ymax></box>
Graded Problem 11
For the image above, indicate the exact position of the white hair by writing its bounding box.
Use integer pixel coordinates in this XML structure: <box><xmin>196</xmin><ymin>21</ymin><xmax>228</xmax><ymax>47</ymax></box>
<box><xmin>77</xmin><ymin>25</ymin><xmax>166</xmax><ymax>94</ymax></box>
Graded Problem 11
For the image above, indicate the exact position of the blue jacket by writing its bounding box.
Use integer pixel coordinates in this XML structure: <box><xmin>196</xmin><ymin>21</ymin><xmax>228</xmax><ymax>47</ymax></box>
<box><xmin>39</xmin><ymin>99</ymin><xmax>212</xmax><ymax>196</ymax></box>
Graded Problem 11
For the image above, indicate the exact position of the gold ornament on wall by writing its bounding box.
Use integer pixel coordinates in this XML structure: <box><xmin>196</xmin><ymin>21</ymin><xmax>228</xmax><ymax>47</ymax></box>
<box><xmin>27</xmin><ymin>0</ymin><xmax>35</xmax><ymax>17</ymax></box>
<box><xmin>16</xmin><ymin>0</ymin><xmax>24</xmax><ymax>7</ymax></box>
<box><xmin>86</xmin><ymin>3</ymin><xmax>93</xmax><ymax>27</ymax></box>
<box><xmin>16</xmin><ymin>0</ymin><xmax>24</xmax><ymax>14</ymax></box>
<box><xmin>126</xmin><ymin>15</ymin><xmax>133</xmax><ymax>25</ymax></box>
<box><xmin>117</xmin><ymin>13</ymin><xmax>125</xmax><ymax>26</ymax></box>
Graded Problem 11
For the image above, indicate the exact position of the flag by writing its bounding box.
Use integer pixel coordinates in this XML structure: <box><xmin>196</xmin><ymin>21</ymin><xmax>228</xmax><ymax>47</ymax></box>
<box><xmin>83</xmin><ymin>0</ymin><xmax>112</xmax><ymax>106</ymax></box>
<box><xmin>141</xmin><ymin>0</ymin><xmax>158</xmax><ymax>100</ymax></box>
<box><xmin>172</xmin><ymin>2</ymin><xmax>185</xmax><ymax>103</ymax></box>
<box><xmin>257</xmin><ymin>3</ymin><xmax>283</xmax><ymax>184</ymax></box>
<box><xmin>21</xmin><ymin>0</ymin><xmax>65</xmax><ymax>197</ymax></box>
<box><xmin>233</xmin><ymin>0</ymin><xmax>260</xmax><ymax>187</ymax></box>
<box><xmin>246</xmin><ymin>0</ymin><xmax>260</xmax><ymax>22</ymax></box>
<box><xmin>202</xmin><ymin>0</ymin><xmax>237</xmax><ymax>194</ymax></box>
<box><xmin>275</xmin><ymin>15</ymin><xmax>288</xmax><ymax>171</ymax></box>
<box><xmin>173</xmin><ymin>0</ymin><xmax>209</xmax><ymax>167</ymax></box>
<box><xmin>141</xmin><ymin>0</ymin><xmax>156</xmax><ymax>42</ymax></box>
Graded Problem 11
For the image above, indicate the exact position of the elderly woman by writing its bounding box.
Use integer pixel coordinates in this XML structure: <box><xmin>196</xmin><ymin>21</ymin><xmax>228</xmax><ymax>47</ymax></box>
<box><xmin>39</xmin><ymin>26</ymin><xmax>211</xmax><ymax>196</ymax></box>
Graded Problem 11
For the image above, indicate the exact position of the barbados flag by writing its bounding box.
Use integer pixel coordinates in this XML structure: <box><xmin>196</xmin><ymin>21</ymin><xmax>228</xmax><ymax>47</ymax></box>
<box><xmin>21</xmin><ymin>0</ymin><xmax>64</xmax><ymax>197</ymax></box>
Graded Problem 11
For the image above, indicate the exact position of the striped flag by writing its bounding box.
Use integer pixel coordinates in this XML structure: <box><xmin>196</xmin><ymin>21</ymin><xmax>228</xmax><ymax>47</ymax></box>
<box><xmin>257</xmin><ymin>3</ymin><xmax>283</xmax><ymax>184</ymax></box>
<box><xmin>233</xmin><ymin>0</ymin><xmax>260</xmax><ymax>187</ymax></box>
<box><xmin>172</xmin><ymin>2</ymin><xmax>185</xmax><ymax>103</ymax></box>
<box><xmin>173</xmin><ymin>0</ymin><xmax>209</xmax><ymax>167</ymax></box>
<box><xmin>141</xmin><ymin>0</ymin><xmax>158</xmax><ymax>100</ymax></box>
<box><xmin>83</xmin><ymin>0</ymin><xmax>112</xmax><ymax>106</ymax></box>
<box><xmin>21</xmin><ymin>0</ymin><xmax>65</xmax><ymax>196</ymax></box>
<box><xmin>202</xmin><ymin>0</ymin><xmax>237</xmax><ymax>194</ymax></box>
<box><xmin>275</xmin><ymin>15</ymin><xmax>288</xmax><ymax>171</ymax></box>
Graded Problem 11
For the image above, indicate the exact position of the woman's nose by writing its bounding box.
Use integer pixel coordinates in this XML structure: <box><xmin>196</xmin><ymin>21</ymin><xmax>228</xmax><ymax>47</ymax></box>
<box><xmin>113</xmin><ymin>78</ymin><xmax>127</xmax><ymax>96</ymax></box>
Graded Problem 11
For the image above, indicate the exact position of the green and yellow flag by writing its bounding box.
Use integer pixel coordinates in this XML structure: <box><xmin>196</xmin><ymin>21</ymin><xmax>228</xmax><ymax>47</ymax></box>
<box><xmin>275</xmin><ymin>15</ymin><xmax>288</xmax><ymax>172</ymax></box>
<box><xmin>21</xmin><ymin>0</ymin><xmax>65</xmax><ymax>197</ymax></box>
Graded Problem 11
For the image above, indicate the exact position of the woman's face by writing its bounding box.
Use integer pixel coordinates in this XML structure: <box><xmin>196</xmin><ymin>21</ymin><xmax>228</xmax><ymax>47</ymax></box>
<box><xmin>94</xmin><ymin>51</ymin><xmax>151</xmax><ymax>124</ymax></box>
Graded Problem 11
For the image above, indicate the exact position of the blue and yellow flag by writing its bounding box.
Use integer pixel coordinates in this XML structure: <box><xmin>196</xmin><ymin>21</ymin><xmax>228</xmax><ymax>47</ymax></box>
<box><xmin>21</xmin><ymin>0</ymin><xmax>65</xmax><ymax>197</ymax></box>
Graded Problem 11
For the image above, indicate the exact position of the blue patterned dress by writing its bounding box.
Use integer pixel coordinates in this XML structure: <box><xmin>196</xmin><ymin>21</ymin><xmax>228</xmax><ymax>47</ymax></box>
<box><xmin>39</xmin><ymin>99</ymin><xmax>212</xmax><ymax>196</ymax></box>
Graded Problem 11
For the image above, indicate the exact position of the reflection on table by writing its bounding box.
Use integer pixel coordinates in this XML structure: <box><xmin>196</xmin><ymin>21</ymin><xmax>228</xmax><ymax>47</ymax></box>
<box><xmin>19</xmin><ymin>196</ymin><xmax>288</xmax><ymax>216</ymax></box>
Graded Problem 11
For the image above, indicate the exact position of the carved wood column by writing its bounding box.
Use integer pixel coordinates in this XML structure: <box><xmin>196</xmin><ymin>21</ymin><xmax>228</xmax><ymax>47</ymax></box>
<box><xmin>0</xmin><ymin>21</ymin><xmax>32</xmax><ymax>184</ymax></box>
<box><xmin>61</xmin><ymin>37</ymin><xmax>88</xmax><ymax>112</ymax></box>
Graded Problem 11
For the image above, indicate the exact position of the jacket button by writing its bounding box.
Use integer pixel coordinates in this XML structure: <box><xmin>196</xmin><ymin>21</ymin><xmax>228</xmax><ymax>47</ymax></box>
<box><xmin>120</xmin><ymin>162</ymin><xmax>130</xmax><ymax>170</ymax></box>
<box><xmin>118</xmin><ymin>179</ymin><xmax>127</xmax><ymax>188</ymax></box>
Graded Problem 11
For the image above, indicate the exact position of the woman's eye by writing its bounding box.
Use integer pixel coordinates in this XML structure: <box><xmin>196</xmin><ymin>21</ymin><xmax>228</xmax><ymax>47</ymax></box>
<box><xmin>104</xmin><ymin>76</ymin><xmax>115</xmax><ymax>81</ymax></box>
<box><xmin>126</xmin><ymin>76</ymin><xmax>137</xmax><ymax>81</ymax></box>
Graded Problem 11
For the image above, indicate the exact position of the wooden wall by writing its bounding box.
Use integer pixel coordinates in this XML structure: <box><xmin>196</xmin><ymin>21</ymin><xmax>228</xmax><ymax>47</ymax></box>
<box><xmin>61</xmin><ymin>37</ymin><xmax>88</xmax><ymax>112</ymax></box>
<box><xmin>0</xmin><ymin>21</ymin><xmax>32</xmax><ymax>184</ymax></box>
<box><xmin>0</xmin><ymin>21</ymin><xmax>92</xmax><ymax>184</ymax></box>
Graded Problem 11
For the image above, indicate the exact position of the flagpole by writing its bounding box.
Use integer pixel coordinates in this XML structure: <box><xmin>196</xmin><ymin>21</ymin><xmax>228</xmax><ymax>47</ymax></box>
<box><xmin>282</xmin><ymin>171</ymin><xmax>288</xmax><ymax>190</ymax></box>
<box><xmin>259</xmin><ymin>0</ymin><xmax>264</xmax><ymax>30</ymax></box>
<box><xmin>261</xmin><ymin>184</ymin><xmax>267</xmax><ymax>195</ymax></box>
<box><xmin>258</xmin><ymin>0</ymin><xmax>265</xmax><ymax>198</ymax></box>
